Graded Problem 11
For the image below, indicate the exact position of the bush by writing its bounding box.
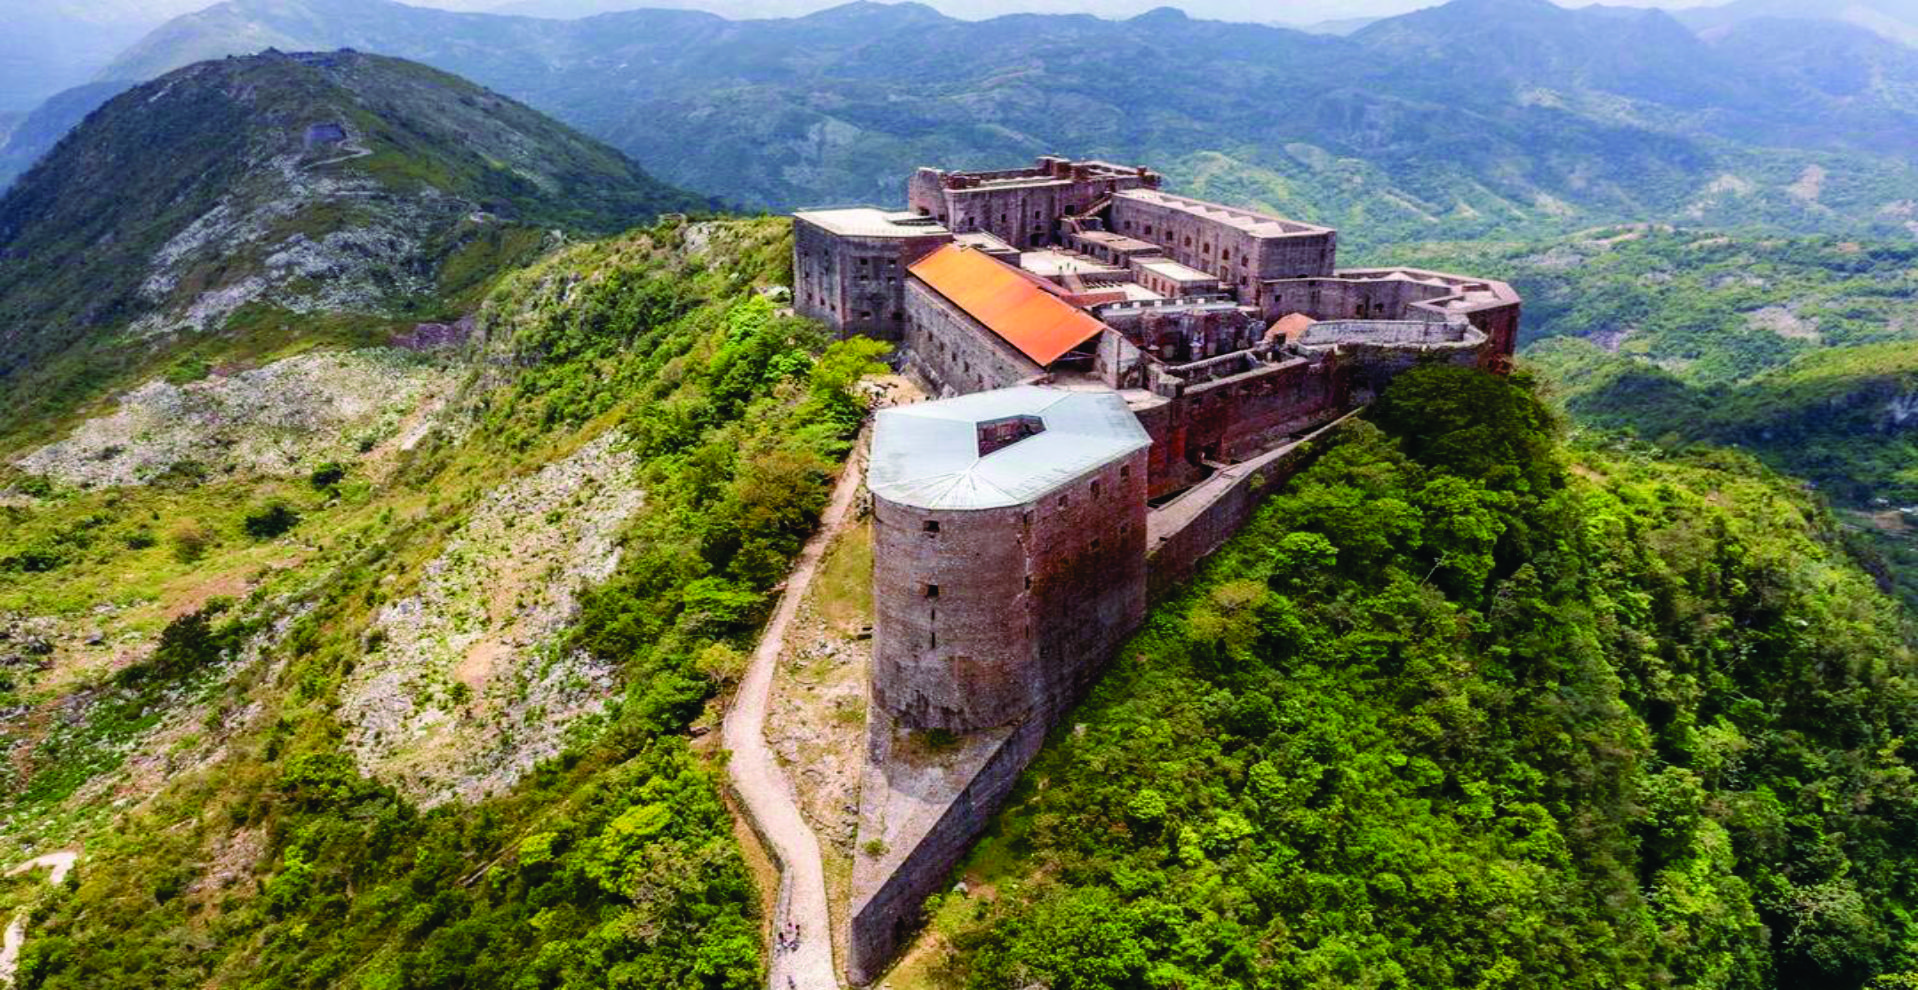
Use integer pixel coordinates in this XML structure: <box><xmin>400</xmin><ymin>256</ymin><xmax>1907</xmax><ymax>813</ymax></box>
<box><xmin>170</xmin><ymin>522</ymin><xmax>212</xmax><ymax>562</ymax></box>
<box><xmin>243</xmin><ymin>502</ymin><xmax>301</xmax><ymax>540</ymax></box>
<box><xmin>309</xmin><ymin>462</ymin><xmax>347</xmax><ymax>489</ymax></box>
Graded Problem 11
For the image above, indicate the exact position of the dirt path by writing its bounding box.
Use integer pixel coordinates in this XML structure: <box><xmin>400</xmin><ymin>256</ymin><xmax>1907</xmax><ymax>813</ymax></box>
<box><xmin>1</xmin><ymin>851</ymin><xmax>78</xmax><ymax>986</ymax></box>
<box><xmin>725</xmin><ymin>441</ymin><xmax>866</xmax><ymax>990</ymax></box>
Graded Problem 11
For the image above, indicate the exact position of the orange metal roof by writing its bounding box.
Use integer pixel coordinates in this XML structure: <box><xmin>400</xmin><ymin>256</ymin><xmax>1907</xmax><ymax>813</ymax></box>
<box><xmin>1270</xmin><ymin>312</ymin><xmax>1317</xmax><ymax>343</ymax></box>
<box><xmin>910</xmin><ymin>245</ymin><xmax>1108</xmax><ymax>367</ymax></box>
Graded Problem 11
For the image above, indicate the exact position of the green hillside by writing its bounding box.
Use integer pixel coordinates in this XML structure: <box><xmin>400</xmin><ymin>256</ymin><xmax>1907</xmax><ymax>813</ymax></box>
<box><xmin>0</xmin><ymin>49</ymin><xmax>706</xmax><ymax>443</ymax></box>
<box><xmin>898</xmin><ymin>366</ymin><xmax>1918</xmax><ymax>989</ymax></box>
<box><xmin>1</xmin><ymin>217</ymin><xmax>886</xmax><ymax>989</ymax></box>
<box><xmin>1375</xmin><ymin>227</ymin><xmax>1918</xmax><ymax>607</ymax></box>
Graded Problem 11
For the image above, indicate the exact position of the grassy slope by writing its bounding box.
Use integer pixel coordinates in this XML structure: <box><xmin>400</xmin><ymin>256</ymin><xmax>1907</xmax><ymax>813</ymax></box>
<box><xmin>2</xmin><ymin>218</ymin><xmax>888</xmax><ymax>990</ymax></box>
<box><xmin>895</xmin><ymin>366</ymin><xmax>1918</xmax><ymax>990</ymax></box>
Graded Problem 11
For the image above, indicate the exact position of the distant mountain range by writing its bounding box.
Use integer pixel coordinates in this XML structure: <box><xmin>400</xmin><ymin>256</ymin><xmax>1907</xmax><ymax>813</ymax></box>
<box><xmin>1677</xmin><ymin>0</ymin><xmax>1918</xmax><ymax>48</ymax></box>
<box><xmin>26</xmin><ymin>0</ymin><xmax>1910</xmax><ymax>248</ymax></box>
<box><xmin>0</xmin><ymin>49</ymin><xmax>703</xmax><ymax>431</ymax></box>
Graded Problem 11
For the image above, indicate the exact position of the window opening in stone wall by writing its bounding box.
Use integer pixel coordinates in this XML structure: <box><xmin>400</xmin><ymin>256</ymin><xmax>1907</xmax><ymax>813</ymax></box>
<box><xmin>1120</xmin><ymin>464</ymin><xmax>1131</xmax><ymax>479</ymax></box>
<box><xmin>1058</xmin><ymin>494</ymin><xmax>1069</xmax><ymax>508</ymax></box>
<box><xmin>923</xmin><ymin>520</ymin><xmax>940</xmax><ymax>533</ymax></box>
<box><xmin>1091</xmin><ymin>480</ymin><xmax>1101</xmax><ymax>497</ymax></box>
<box><xmin>925</xmin><ymin>583</ymin><xmax>939</xmax><ymax>598</ymax></box>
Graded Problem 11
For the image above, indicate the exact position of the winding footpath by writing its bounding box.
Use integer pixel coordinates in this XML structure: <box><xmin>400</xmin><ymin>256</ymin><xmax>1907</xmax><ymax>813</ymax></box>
<box><xmin>0</xmin><ymin>852</ymin><xmax>78</xmax><ymax>986</ymax></box>
<box><xmin>725</xmin><ymin>443</ymin><xmax>866</xmax><ymax>990</ymax></box>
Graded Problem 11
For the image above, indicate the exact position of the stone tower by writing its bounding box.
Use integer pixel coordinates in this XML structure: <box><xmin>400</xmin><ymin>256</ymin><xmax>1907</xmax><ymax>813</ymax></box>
<box><xmin>868</xmin><ymin>386</ymin><xmax>1153</xmax><ymax>734</ymax></box>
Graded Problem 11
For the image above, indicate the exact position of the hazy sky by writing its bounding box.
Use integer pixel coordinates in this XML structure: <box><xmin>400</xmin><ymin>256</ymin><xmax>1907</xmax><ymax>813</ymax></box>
<box><xmin>40</xmin><ymin>0</ymin><xmax>1740</xmax><ymax>24</ymax></box>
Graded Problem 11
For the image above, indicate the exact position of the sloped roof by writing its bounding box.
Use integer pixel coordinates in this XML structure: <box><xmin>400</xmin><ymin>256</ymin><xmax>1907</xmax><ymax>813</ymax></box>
<box><xmin>870</xmin><ymin>387</ymin><xmax>1151</xmax><ymax>511</ymax></box>
<box><xmin>909</xmin><ymin>245</ymin><xmax>1108</xmax><ymax>367</ymax></box>
<box><xmin>1271</xmin><ymin>312</ymin><xmax>1317</xmax><ymax>342</ymax></box>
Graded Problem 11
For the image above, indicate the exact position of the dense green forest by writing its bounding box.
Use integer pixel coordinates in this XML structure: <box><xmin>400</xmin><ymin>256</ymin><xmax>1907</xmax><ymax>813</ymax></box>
<box><xmin>4</xmin><ymin>218</ymin><xmax>885</xmax><ymax>988</ymax></box>
<box><xmin>909</xmin><ymin>366</ymin><xmax>1918</xmax><ymax>989</ymax></box>
<box><xmin>1379</xmin><ymin>229</ymin><xmax>1918</xmax><ymax>607</ymax></box>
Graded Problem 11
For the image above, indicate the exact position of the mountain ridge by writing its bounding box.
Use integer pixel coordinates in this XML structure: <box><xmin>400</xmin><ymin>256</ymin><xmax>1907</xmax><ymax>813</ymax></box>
<box><xmin>43</xmin><ymin>0</ymin><xmax>1916</xmax><ymax>249</ymax></box>
<box><xmin>0</xmin><ymin>48</ymin><xmax>705</xmax><ymax>440</ymax></box>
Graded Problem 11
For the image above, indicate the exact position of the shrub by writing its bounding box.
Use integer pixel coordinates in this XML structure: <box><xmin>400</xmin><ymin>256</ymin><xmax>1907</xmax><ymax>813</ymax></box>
<box><xmin>309</xmin><ymin>462</ymin><xmax>347</xmax><ymax>489</ymax></box>
<box><xmin>170</xmin><ymin>522</ymin><xmax>212</xmax><ymax>562</ymax></box>
<box><xmin>243</xmin><ymin>502</ymin><xmax>301</xmax><ymax>540</ymax></box>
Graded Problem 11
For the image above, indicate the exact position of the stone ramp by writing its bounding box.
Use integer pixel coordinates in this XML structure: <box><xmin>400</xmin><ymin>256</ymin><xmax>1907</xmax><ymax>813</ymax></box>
<box><xmin>848</xmin><ymin>712</ymin><xmax>1040</xmax><ymax>985</ymax></box>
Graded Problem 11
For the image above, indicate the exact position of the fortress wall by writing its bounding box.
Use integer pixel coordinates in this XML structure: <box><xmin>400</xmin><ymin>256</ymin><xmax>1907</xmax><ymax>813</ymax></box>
<box><xmin>902</xmin><ymin>279</ymin><xmax>1044</xmax><ymax>396</ymax></box>
<box><xmin>855</xmin><ymin>439</ymin><xmax>1149</xmax><ymax>983</ymax></box>
<box><xmin>1109</xmin><ymin>197</ymin><xmax>1336</xmax><ymax>294</ymax></box>
<box><xmin>1146</xmin><ymin>414</ymin><xmax>1356</xmax><ymax>601</ymax></box>
<box><xmin>1132</xmin><ymin>398</ymin><xmax>1208</xmax><ymax>499</ymax></box>
<box><xmin>1024</xmin><ymin>446</ymin><xmax>1151</xmax><ymax>721</ymax></box>
<box><xmin>848</xmin><ymin>712</ymin><xmax>1049</xmax><ymax>985</ymax></box>
<box><xmin>1333</xmin><ymin>339</ymin><xmax>1484</xmax><ymax>404</ymax></box>
<box><xmin>793</xmin><ymin>218</ymin><xmax>946</xmax><ymax>343</ymax></box>
<box><xmin>1135</xmin><ymin>357</ymin><xmax>1340</xmax><ymax>497</ymax></box>
<box><xmin>1461</xmin><ymin>300</ymin><xmax>1522</xmax><ymax>360</ymax></box>
<box><xmin>950</xmin><ymin>183</ymin><xmax>1076</xmax><ymax>250</ymax></box>
<box><xmin>1186</xmin><ymin>357</ymin><xmax>1341</xmax><ymax>463</ymax></box>
<box><xmin>1262</xmin><ymin>275</ymin><xmax>1451</xmax><ymax>324</ymax></box>
<box><xmin>871</xmin><ymin>497</ymin><xmax>1037</xmax><ymax>733</ymax></box>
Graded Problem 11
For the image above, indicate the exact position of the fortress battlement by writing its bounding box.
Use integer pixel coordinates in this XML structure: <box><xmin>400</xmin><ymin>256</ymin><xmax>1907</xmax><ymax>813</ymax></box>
<box><xmin>792</xmin><ymin>157</ymin><xmax>1522</xmax><ymax>983</ymax></box>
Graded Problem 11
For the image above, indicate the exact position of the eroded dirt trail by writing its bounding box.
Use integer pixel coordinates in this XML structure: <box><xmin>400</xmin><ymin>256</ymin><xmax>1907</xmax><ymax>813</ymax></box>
<box><xmin>724</xmin><ymin>443</ymin><xmax>867</xmax><ymax>990</ymax></box>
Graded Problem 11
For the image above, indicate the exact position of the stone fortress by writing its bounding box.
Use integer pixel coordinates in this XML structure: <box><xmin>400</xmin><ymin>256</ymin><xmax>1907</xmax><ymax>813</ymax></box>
<box><xmin>792</xmin><ymin>157</ymin><xmax>1521</xmax><ymax>983</ymax></box>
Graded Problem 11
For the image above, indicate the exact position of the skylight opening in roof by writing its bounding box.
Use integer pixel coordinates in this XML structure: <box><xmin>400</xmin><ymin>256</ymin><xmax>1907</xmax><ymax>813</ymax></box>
<box><xmin>976</xmin><ymin>414</ymin><xmax>1047</xmax><ymax>457</ymax></box>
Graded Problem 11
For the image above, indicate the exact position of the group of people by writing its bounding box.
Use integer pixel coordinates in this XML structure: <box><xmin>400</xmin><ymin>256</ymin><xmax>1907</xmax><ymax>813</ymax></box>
<box><xmin>774</xmin><ymin>921</ymin><xmax>805</xmax><ymax>955</ymax></box>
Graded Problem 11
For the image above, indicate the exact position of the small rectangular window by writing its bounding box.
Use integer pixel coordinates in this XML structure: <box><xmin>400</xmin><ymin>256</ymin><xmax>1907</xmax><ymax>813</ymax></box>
<box><xmin>1091</xmin><ymin>480</ymin><xmax>1101</xmax><ymax>497</ymax></box>
<box><xmin>1024</xmin><ymin>575</ymin><xmax>1033</xmax><ymax>590</ymax></box>
<box><xmin>923</xmin><ymin>520</ymin><xmax>940</xmax><ymax>533</ymax></box>
<box><xmin>925</xmin><ymin>584</ymin><xmax>940</xmax><ymax>599</ymax></box>
<box><xmin>1058</xmin><ymin>495</ymin><xmax>1069</xmax><ymax>509</ymax></box>
<box><xmin>1120</xmin><ymin>464</ymin><xmax>1131</xmax><ymax>479</ymax></box>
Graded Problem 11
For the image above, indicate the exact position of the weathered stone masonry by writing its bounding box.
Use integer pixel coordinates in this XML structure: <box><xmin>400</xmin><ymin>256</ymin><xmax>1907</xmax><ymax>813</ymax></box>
<box><xmin>793</xmin><ymin>157</ymin><xmax>1522</xmax><ymax>983</ymax></box>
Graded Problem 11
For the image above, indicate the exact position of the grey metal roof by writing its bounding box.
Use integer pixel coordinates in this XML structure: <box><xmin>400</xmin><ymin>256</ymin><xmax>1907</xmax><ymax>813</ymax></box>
<box><xmin>793</xmin><ymin>207</ymin><xmax>950</xmax><ymax>239</ymax></box>
<box><xmin>869</xmin><ymin>386</ymin><xmax>1151</xmax><ymax>511</ymax></box>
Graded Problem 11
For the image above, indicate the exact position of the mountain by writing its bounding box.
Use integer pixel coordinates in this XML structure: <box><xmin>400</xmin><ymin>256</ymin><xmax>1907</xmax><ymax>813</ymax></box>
<box><xmin>0</xmin><ymin>81</ymin><xmax>138</xmax><ymax>190</ymax></box>
<box><xmin>6</xmin><ymin>217</ymin><xmax>1918</xmax><ymax>989</ymax></box>
<box><xmin>1680</xmin><ymin>0</ymin><xmax>1918</xmax><ymax>48</ymax></box>
<box><xmin>1378</xmin><ymin>225</ymin><xmax>1918</xmax><ymax>606</ymax></box>
<box><xmin>56</xmin><ymin>0</ymin><xmax>1918</xmax><ymax>248</ymax></box>
<box><xmin>0</xmin><ymin>49</ymin><xmax>704</xmax><ymax>437</ymax></box>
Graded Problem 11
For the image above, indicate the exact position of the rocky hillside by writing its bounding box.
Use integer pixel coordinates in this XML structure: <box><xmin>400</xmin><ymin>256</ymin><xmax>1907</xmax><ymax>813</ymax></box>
<box><xmin>0</xmin><ymin>49</ymin><xmax>706</xmax><ymax>440</ymax></box>
<box><xmin>0</xmin><ymin>216</ymin><xmax>889</xmax><ymax>989</ymax></box>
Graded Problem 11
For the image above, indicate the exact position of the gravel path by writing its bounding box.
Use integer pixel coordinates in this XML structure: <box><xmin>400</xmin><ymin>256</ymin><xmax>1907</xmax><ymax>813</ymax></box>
<box><xmin>1</xmin><ymin>852</ymin><xmax>78</xmax><ymax>986</ymax></box>
<box><xmin>725</xmin><ymin>444</ymin><xmax>866</xmax><ymax>990</ymax></box>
